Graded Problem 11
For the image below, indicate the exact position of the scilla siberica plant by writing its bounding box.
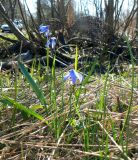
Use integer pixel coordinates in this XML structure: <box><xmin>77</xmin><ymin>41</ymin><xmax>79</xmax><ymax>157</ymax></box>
<box><xmin>46</xmin><ymin>37</ymin><xmax>57</xmax><ymax>49</ymax></box>
<box><xmin>39</xmin><ymin>25</ymin><xmax>50</xmax><ymax>37</ymax></box>
<box><xmin>63</xmin><ymin>69</ymin><xmax>83</xmax><ymax>85</ymax></box>
<box><xmin>64</xmin><ymin>46</ymin><xmax>83</xmax><ymax>85</ymax></box>
<box><xmin>39</xmin><ymin>25</ymin><xmax>57</xmax><ymax>49</ymax></box>
<box><xmin>39</xmin><ymin>25</ymin><xmax>83</xmax><ymax>84</ymax></box>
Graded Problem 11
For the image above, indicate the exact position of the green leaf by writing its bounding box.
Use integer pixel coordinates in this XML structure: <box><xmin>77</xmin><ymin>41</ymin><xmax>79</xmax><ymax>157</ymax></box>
<box><xmin>18</xmin><ymin>62</ymin><xmax>47</xmax><ymax>108</ymax></box>
<box><xmin>75</xmin><ymin>46</ymin><xmax>78</xmax><ymax>71</ymax></box>
<box><xmin>0</xmin><ymin>96</ymin><xmax>46</xmax><ymax>122</ymax></box>
<box><xmin>30</xmin><ymin>105</ymin><xmax>43</xmax><ymax>111</ymax></box>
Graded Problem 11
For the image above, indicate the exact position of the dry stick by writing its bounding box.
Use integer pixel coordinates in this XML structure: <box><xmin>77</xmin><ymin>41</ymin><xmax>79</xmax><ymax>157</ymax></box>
<box><xmin>1</xmin><ymin>109</ymin><xmax>56</xmax><ymax>140</ymax></box>
<box><xmin>81</xmin><ymin>108</ymin><xmax>123</xmax><ymax>116</ymax></box>
<box><xmin>0</xmin><ymin>128</ymin><xmax>26</xmax><ymax>139</ymax></box>
<box><xmin>98</xmin><ymin>121</ymin><xmax>132</xmax><ymax>160</ymax></box>
<box><xmin>0</xmin><ymin>139</ymin><xmax>121</xmax><ymax>160</ymax></box>
<box><xmin>16</xmin><ymin>109</ymin><xmax>70</xmax><ymax>139</ymax></box>
<box><xmin>48</xmin><ymin>123</ymin><xmax>69</xmax><ymax>160</ymax></box>
<box><xmin>2</xmin><ymin>137</ymin><xmax>138</xmax><ymax>152</ymax></box>
<box><xmin>0</xmin><ymin>122</ymin><xmax>31</xmax><ymax>135</ymax></box>
<box><xmin>1</xmin><ymin>139</ymin><xmax>137</xmax><ymax>150</ymax></box>
<box><xmin>110</xmin><ymin>82</ymin><xmax>138</xmax><ymax>95</ymax></box>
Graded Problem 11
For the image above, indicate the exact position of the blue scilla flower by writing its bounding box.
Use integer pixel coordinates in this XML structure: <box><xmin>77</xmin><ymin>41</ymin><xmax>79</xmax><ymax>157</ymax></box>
<box><xmin>39</xmin><ymin>25</ymin><xmax>50</xmax><ymax>37</ymax></box>
<box><xmin>46</xmin><ymin>37</ymin><xmax>57</xmax><ymax>49</ymax></box>
<box><xmin>64</xmin><ymin>69</ymin><xmax>83</xmax><ymax>84</ymax></box>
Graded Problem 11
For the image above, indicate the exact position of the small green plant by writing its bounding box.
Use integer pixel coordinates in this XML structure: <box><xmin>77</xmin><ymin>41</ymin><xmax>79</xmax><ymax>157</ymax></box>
<box><xmin>0</xmin><ymin>95</ymin><xmax>46</xmax><ymax>122</ymax></box>
<box><xmin>18</xmin><ymin>61</ymin><xmax>47</xmax><ymax>109</ymax></box>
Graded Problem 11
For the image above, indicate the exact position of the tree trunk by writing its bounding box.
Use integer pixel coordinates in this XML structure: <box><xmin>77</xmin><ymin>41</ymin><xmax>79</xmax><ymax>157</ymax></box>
<box><xmin>50</xmin><ymin>0</ymin><xmax>55</xmax><ymax>18</ymax></box>
<box><xmin>9</xmin><ymin>0</ymin><xmax>17</xmax><ymax>20</ymax></box>
<box><xmin>58</xmin><ymin>0</ymin><xmax>66</xmax><ymax>25</ymax></box>
<box><xmin>66</xmin><ymin>0</ymin><xmax>75</xmax><ymax>28</ymax></box>
<box><xmin>136</xmin><ymin>0</ymin><xmax>138</xmax><ymax>36</ymax></box>
<box><xmin>37</xmin><ymin>0</ymin><xmax>42</xmax><ymax>25</ymax></box>
<box><xmin>105</xmin><ymin>0</ymin><xmax>114</xmax><ymax>41</ymax></box>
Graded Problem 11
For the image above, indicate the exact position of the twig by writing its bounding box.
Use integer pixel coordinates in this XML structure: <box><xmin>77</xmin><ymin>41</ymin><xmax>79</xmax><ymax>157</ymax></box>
<box><xmin>98</xmin><ymin>121</ymin><xmax>132</xmax><ymax>160</ymax></box>
<box><xmin>48</xmin><ymin>123</ymin><xmax>69</xmax><ymax>160</ymax></box>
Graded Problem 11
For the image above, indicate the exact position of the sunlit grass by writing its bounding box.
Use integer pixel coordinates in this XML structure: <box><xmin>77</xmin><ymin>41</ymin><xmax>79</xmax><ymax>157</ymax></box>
<box><xmin>0</xmin><ymin>32</ymin><xmax>17</xmax><ymax>40</ymax></box>
<box><xmin>0</xmin><ymin>39</ymin><xmax>137</xmax><ymax>159</ymax></box>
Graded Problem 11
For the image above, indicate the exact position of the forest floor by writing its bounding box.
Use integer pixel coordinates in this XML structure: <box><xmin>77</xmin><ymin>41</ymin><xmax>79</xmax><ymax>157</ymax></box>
<box><xmin>0</xmin><ymin>33</ymin><xmax>138</xmax><ymax>160</ymax></box>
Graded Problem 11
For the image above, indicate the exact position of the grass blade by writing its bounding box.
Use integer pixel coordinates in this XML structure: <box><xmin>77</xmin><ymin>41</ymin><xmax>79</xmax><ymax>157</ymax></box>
<box><xmin>75</xmin><ymin>46</ymin><xmax>78</xmax><ymax>71</ymax></box>
<box><xmin>18</xmin><ymin>61</ymin><xmax>47</xmax><ymax>108</ymax></box>
<box><xmin>0</xmin><ymin>96</ymin><xmax>46</xmax><ymax>122</ymax></box>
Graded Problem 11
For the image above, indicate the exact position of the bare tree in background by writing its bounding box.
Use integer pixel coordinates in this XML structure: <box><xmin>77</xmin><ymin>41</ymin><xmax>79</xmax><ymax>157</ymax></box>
<box><xmin>0</xmin><ymin>0</ymin><xmax>20</xmax><ymax>20</ymax></box>
<box><xmin>37</xmin><ymin>0</ymin><xmax>75</xmax><ymax>28</ymax></box>
<box><xmin>93</xmin><ymin>0</ymin><xmax>103</xmax><ymax>18</ymax></box>
<box><xmin>1</xmin><ymin>0</ymin><xmax>137</xmax><ymax>41</ymax></box>
<box><xmin>105</xmin><ymin>0</ymin><xmax>114</xmax><ymax>40</ymax></box>
<box><xmin>57</xmin><ymin>0</ymin><xmax>66</xmax><ymax>25</ymax></box>
<box><xmin>66</xmin><ymin>0</ymin><xmax>75</xmax><ymax>27</ymax></box>
<box><xmin>50</xmin><ymin>0</ymin><xmax>55</xmax><ymax>18</ymax></box>
<box><xmin>37</xmin><ymin>0</ymin><xmax>42</xmax><ymax>25</ymax></box>
<box><xmin>0</xmin><ymin>1</ymin><xmax>27</xmax><ymax>41</ymax></box>
<box><xmin>136</xmin><ymin>0</ymin><xmax>138</xmax><ymax>36</ymax></box>
<box><xmin>8</xmin><ymin>0</ymin><xmax>17</xmax><ymax>20</ymax></box>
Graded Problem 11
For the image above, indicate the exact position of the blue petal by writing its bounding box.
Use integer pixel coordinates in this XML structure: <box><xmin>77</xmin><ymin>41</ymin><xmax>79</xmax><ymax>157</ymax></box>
<box><xmin>46</xmin><ymin>37</ymin><xmax>57</xmax><ymax>49</ymax></box>
<box><xmin>51</xmin><ymin>41</ymin><xmax>56</xmax><ymax>48</ymax></box>
<box><xmin>63</xmin><ymin>69</ymin><xmax>83</xmax><ymax>85</ymax></box>
<box><xmin>46</xmin><ymin>40</ymin><xmax>50</xmax><ymax>48</ymax></box>
<box><xmin>39</xmin><ymin>25</ymin><xmax>49</xmax><ymax>33</ymax></box>
<box><xmin>69</xmin><ymin>70</ymin><xmax>77</xmax><ymax>84</ymax></box>
<box><xmin>51</xmin><ymin>37</ymin><xmax>56</xmax><ymax>40</ymax></box>
<box><xmin>73</xmin><ymin>70</ymin><xmax>83</xmax><ymax>83</ymax></box>
<box><xmin>44</xmin><ymin>30</ymin><xmax>50</xmax><ymax>37</ymax></box>
<box><xmin>63</xmin><ymin>72</ymin><xmax>70</xmax><ymax>81</ymax></box>
<box><xmin>51</xmin><ymin>37</ymin><xmax>57</xmax><ymax>48</ymax></box>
